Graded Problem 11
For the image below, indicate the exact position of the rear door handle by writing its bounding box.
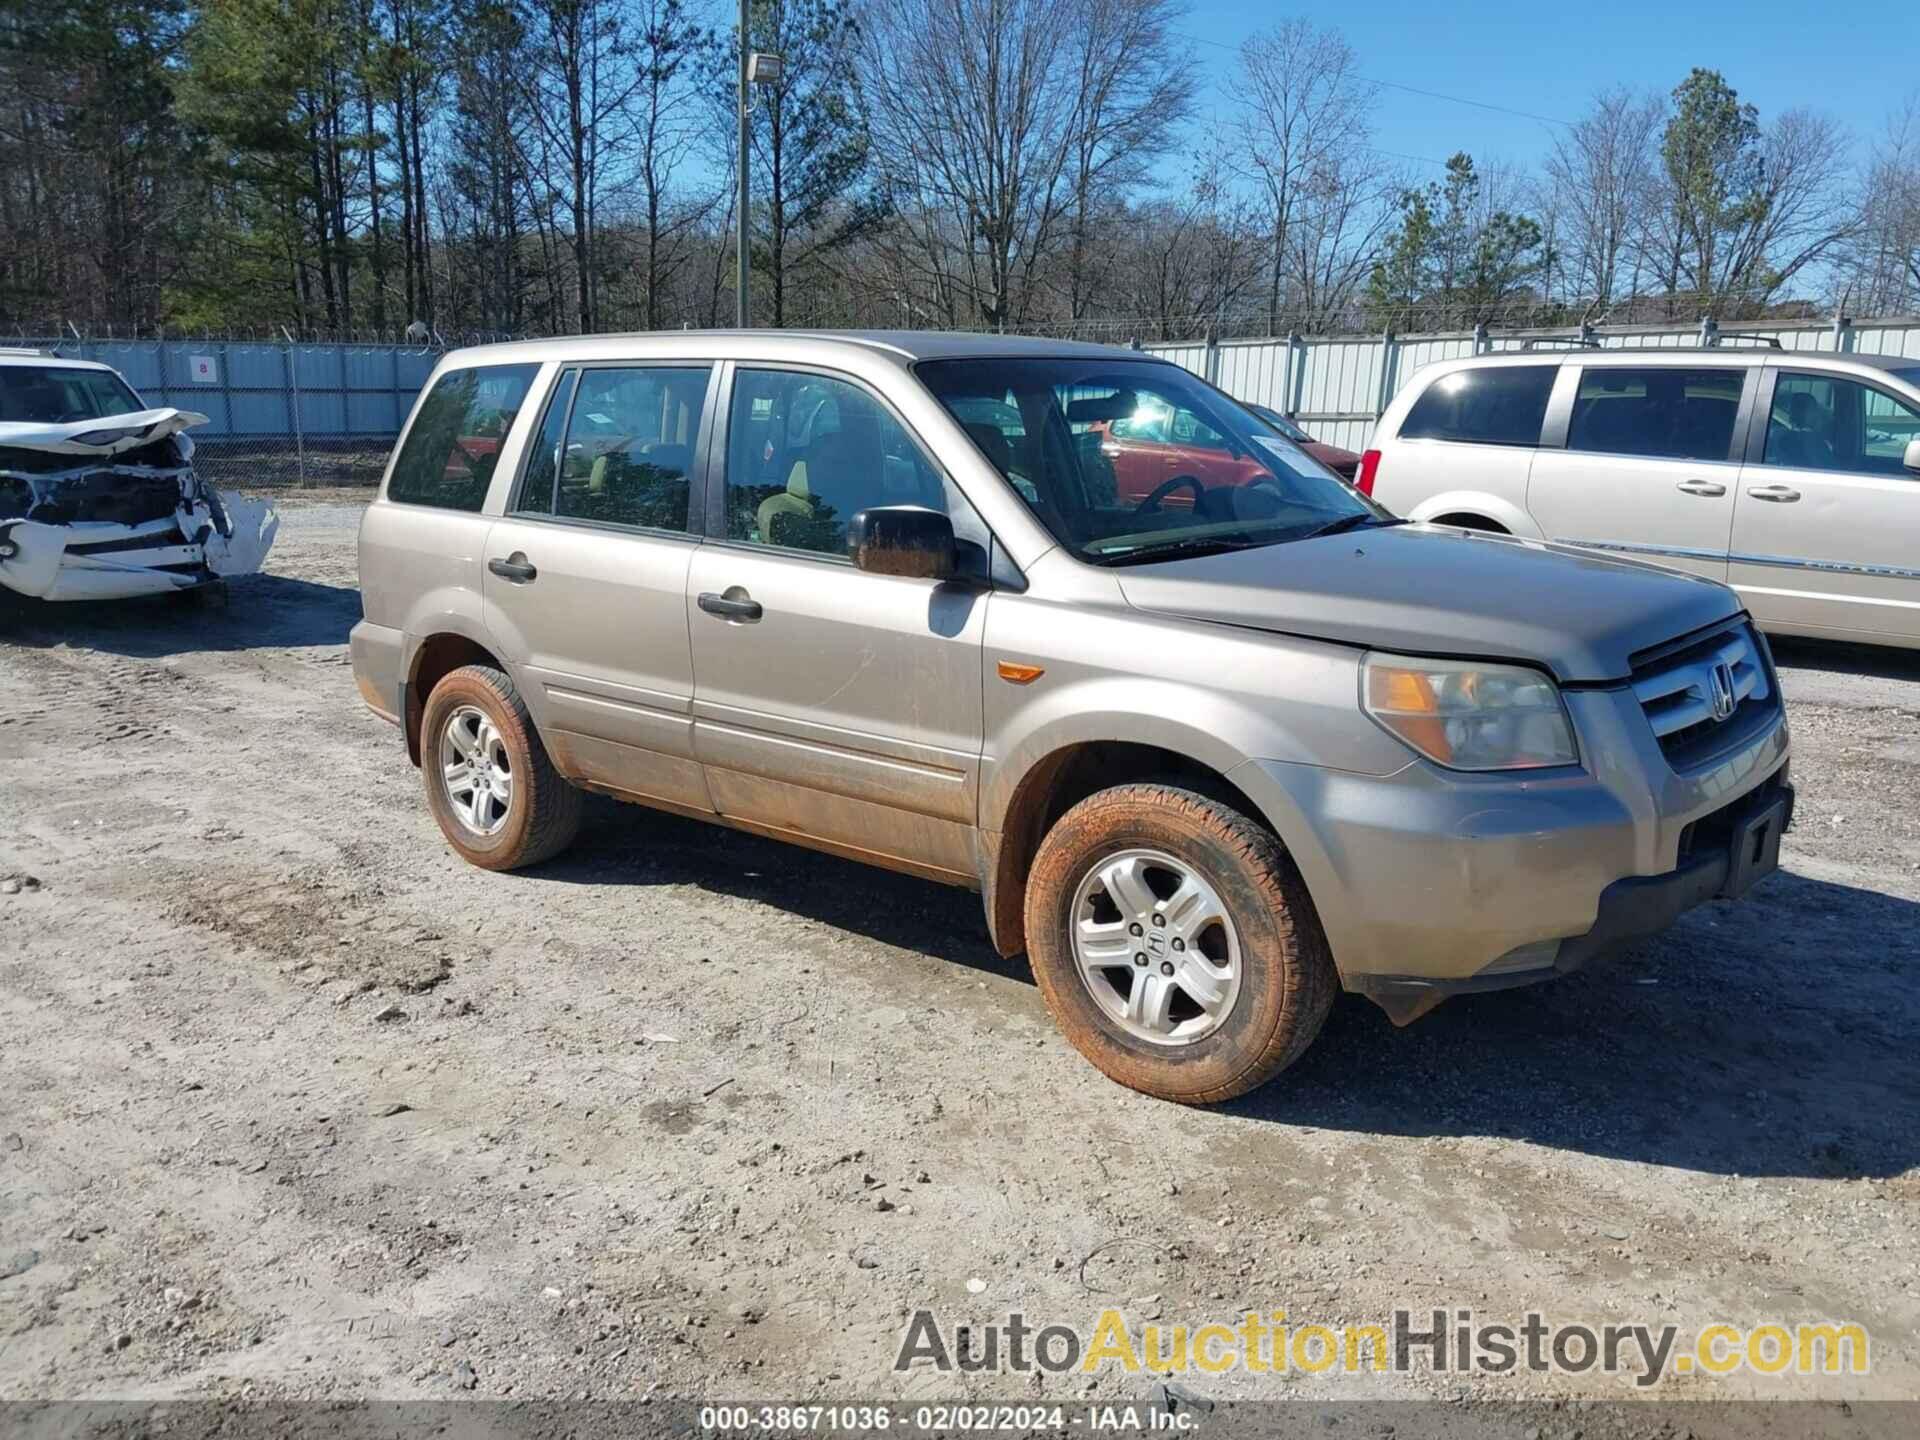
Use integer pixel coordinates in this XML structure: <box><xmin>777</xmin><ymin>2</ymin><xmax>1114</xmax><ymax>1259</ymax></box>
<box><xmin>1676</xmin><ymin>478</ymin><xmax>1727</xmax><ymax>497</ymax></box>
<box><xmin>488</xmin><ymin>554</ymin><xmax>537</xmax><ymax>582</ymax></box>
<box><xmin>1746</xmin><ymin>485</ymin><xmax>1802</xmax><ymax>503</ymax></box>
<box><xmin>697</xmin><ymin>591</ymin><xmax>763</xmax><ymax>622</ymax></box>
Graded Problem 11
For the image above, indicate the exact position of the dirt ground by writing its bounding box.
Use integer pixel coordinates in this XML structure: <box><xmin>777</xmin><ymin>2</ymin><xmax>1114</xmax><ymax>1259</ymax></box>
<box><xmin>1</xmin><ymin>495</ymin><xmax>1915</xmax><ymax>1423</ymax></box>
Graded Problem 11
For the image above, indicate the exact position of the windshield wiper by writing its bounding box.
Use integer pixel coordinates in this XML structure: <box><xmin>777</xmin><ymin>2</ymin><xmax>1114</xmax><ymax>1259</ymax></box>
<box><xmin>1088</xmin><ymin>535</ymin><xmax>1275</xmax><ymax>567</ymax></box>
<box><xmin>1300</xmin><ymin>512</ymin><xmax>1402</xmax><ymax>540</ymax></box>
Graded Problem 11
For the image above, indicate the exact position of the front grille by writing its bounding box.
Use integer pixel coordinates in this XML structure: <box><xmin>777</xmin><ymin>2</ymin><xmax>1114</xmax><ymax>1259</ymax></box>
<box><xmin>25</xmin><ymin>470</ymin><xmax>184</xmax><ymax>527</ymax></box>
<box><xmin>1629</xmin><ymin>621</ymin><xmax>1777</xmax><ymax>769</ymax></box>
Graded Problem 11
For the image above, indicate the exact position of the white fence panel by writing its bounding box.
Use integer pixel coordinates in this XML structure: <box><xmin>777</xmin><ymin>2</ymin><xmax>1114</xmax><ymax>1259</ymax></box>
<box><xmin>1852</xmin><ymin>324</ymin><xmax>1920</xmax><ymax>360</ymax></box>
<box><xmin>1215</xmin><ymin>339</ymin><xmax>1291</xmax><ymax>409</ymax></box>
<box><xmin>1150</xmin><ymin>342</ymin><xmax>1210</xmax><ymax>377</ymax></box>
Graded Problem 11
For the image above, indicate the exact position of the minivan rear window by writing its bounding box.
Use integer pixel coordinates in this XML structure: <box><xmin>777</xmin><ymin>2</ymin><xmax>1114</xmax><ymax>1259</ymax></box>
<box><xmin>1399</xmin><ymin>366</ymin><xmax>1554</xmax><ymax>447</ymax></box>
<box><xmin>388</xmin><ymin>363</ymin><xmax>540</xmax><ymax>512</ymax></box>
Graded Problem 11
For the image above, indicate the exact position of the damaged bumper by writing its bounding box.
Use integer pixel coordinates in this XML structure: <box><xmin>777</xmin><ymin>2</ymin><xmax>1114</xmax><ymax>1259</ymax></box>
<box><xmin>0</xmin><ymin>408</ymin><xmax>277</xmax><ymax>601</ymax></box>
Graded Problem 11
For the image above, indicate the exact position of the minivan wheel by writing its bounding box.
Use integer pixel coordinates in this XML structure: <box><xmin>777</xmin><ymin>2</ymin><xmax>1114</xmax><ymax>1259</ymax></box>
<box><xmin>420</xmin><ymin>664</ymin><xmax>581</xmax><ymax>871</ymax></box>
<box><xmin>1432</xmin><ymin>513</ymin><xmax>1508</xmax><ymax>534</ymax></box>
<box><xmin>1024</xmin><ymin>784</ymin><xmax>1335</xmax><ymax>1104</ymax></box>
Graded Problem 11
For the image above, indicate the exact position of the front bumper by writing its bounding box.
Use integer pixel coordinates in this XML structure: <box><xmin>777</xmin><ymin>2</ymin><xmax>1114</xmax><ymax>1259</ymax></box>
<box><xmin>1230</xmin><ymin>680</ymin><xmax>1792</xmax><ymax>1021</ymax></box>
<box><xmin>0</xmin><ymin>493</ymin><xmax>277</xmax><ymax>601</ymax></box>
<box><xmin>1346</xmin><ymin>775</ymin><xmax>1793</xmax><ymax>1021</ymax></box>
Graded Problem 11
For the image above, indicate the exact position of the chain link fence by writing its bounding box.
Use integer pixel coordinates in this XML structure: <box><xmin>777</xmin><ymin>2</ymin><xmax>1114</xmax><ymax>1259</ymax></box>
<box><xmin>13</xmin><ymin>314</ymin><xmax>1920</xmax><ymax>490</ymax></box>
<box><xmin>9</xmin><ymin>332</ymin><xmax>451</xmax><ymax>492</ymax></box>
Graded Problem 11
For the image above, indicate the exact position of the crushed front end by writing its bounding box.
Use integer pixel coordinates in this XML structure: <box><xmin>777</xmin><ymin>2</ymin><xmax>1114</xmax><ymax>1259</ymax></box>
<box><xmin>0</xmin><ymin>409</ymin><xmax>277</xmax><ymax>601</ymax></box>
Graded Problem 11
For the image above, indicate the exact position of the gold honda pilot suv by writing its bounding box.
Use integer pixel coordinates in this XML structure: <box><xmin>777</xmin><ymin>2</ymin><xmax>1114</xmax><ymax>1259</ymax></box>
<box><xmin>352</xmin><ymin>331</ymin><xmax>1793</xmax><ymax>1104</ymax></box>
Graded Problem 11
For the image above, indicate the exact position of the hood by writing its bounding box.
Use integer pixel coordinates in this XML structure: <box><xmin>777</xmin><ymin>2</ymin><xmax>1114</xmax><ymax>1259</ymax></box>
<box><xmin>0</xmin><ymin>407</ymin><xmax>208</xmax><ymax>457</ymax></box>
<box><xmin>1304</xmin><ymin>440</ymin><xmax>1360</xmax><ymax>478</ymax></box>
<box><xmin>1115</xmin><ymin>524</ymin><xmax>1743</xmax><ymax>683</ymax></box>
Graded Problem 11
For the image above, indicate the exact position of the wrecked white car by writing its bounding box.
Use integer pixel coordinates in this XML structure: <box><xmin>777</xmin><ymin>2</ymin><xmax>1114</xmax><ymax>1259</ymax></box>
<box><xmin>0</xmin><ymin>355</ymin><xmax>276</xmax><ymax>602</ymax></box>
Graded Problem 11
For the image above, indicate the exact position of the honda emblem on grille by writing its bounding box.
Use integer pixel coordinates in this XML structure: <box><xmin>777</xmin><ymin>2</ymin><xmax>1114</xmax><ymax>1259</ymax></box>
<box><xmin>1708</xmin><ymin>661</ymin><xmax>1737</xmax><ymax>722</ymax></box>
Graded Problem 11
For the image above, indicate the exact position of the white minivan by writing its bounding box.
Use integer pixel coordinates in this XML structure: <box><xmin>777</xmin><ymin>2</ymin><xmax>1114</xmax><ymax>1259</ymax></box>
<box><xmin>1361</xmin><ymin>348</ymin><xmax>1920</xmax><ymax>648</ymax></box>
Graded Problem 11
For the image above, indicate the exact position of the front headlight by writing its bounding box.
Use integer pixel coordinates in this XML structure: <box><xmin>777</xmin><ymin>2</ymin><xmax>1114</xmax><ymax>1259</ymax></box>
<box><xmin>1363</xmin><ymin>653</ymin><xmax>1577</xmax><ymax>771</ymax></box>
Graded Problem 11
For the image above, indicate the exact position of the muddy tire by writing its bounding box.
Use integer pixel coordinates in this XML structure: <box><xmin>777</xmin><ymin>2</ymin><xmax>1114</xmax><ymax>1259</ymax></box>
<box><xmin>1024</xmin><ymin>784</ymin><xmax>1335</xmax><ymax>1104</ymax></box>
<box><xmin>420</xmin><ymin>664</ymin><xmax>581</xmax><ymax>871</ymax></box>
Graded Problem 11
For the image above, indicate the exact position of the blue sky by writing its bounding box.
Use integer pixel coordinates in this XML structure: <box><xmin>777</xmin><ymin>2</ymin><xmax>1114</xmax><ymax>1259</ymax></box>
<box><xmin>1176</xmin><ymin>0</ymin><xmax>1913</xmax><ymax>186</ymax></box>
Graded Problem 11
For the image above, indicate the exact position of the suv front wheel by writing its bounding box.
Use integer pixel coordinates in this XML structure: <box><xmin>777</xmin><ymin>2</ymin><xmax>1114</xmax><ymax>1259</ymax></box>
<box><xmin>420</xmin><ymin>664</ymin><xmax>582</xmax><ymax>871</ymax></box>
<box><xmin>1023</xmin><ymin>784</ymin><xmax>1335</xmax><ymax>1104</ymax></box>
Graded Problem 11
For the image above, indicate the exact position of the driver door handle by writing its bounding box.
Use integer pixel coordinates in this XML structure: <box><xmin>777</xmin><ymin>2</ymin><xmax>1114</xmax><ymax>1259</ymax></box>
<box><xmin>488</xmin><ymin>554</ymin><xmax>537</xmax><ymax>582</ymax></box>
<box><xmin>698</xmin><ymin>591</ymin><xmax>763</xmax><ymax>622</ymax></box>
<box><xmin>1746</xmin><ymin>484</ymin><xmax>1802</xmax><ymax>503</ymax></box>
<box><xmin>1675</xmin><ymin>478</ymin><xmax>1727</xmax><ymax>497</ymax></box>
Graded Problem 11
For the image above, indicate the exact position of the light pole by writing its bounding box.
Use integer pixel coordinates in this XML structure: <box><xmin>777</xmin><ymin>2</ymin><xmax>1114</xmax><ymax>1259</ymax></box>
<box><xmin>735</xmin><ymin>4</ymin><xmax>782</xmax><ymax>329</ymax></box>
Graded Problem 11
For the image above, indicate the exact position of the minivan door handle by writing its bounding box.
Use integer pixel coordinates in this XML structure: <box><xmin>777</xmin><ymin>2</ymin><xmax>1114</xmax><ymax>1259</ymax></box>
<box><xmin>697</xmin><ymin>590</ymin><xmax>763</xmax><ymax>622</ymax></box>
<box><xmin>1675</xmin><ymin>478</ymin><xmax>1727</xmax><ymax>497</ymax></box>
<box><xmin>1746</xmin><ymin>484</ymin><xmax>1802</xmax><ymax>503</ymax></box>
<box><xmin>488</xmin><ymin>554</ymin><xmax>537</xmax><ymax>582</ymax></box>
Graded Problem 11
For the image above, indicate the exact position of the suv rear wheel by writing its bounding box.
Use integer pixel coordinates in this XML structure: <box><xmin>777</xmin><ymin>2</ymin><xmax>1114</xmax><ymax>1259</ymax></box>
<box><xmin>421</xmin><ymin>664</ymin><xmax>581</xmax><ymax>870</ymax></box>
<box><xmin>1023</xmin><ymin>784</ymin><xmax>1335</xmax><ymax>1104</ymax></box>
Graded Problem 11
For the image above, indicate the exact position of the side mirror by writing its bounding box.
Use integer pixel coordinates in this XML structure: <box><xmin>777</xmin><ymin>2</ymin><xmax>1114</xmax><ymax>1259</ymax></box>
<box><xmin>849</xmin><ymin>505</ymin><xmax>956</xmax><ymax>580</ymax></box>
<box><xmin>1905</xmin><ymin>437</ymin><xmax>1920</xmax><ymax>474</ymax></box>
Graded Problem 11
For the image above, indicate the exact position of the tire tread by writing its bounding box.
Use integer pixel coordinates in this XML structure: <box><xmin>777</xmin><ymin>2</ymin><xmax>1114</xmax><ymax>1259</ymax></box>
<box><xmin>1024</xmin><ymin>783</ymin><xmax>1335</xmax><ymax>1105</ymax></box>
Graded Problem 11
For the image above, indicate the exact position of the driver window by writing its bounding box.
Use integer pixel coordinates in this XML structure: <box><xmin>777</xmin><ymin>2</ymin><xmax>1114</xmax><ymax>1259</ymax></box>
<box><xmin>725</xmin><ymin>368</ymin><xmax>948</xmax><ymax>558</ymax></box>
<box><xmin>1765</xmin><ymin>373</ymin><xmax>1920</xmax><ymax>478</ymax></box>
<box><xmin>554</xmin><ymin>366</ymin><xmax>709</xmax><ymax>531</ymax></box>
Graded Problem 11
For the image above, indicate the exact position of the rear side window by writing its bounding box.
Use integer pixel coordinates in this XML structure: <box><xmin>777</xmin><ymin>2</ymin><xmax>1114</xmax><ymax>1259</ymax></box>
<box><xmin>1398</xmin><ymin>365</ymin><xmax>1554</xmax><ymax>446</ymax></box>
<box><xmin>387</xmin><ymin>363</ymin><xmax>540</xmax><ymax>511</ymax></box>
<box><xmin>548</xmin><ymin>366</ymin><xmax>709</xmax><ymax>530</ymax></box>
<box><xmin>1568</xmin><ymin>367</ymin><xmax>1743</xmax><ymax>462</ymax></box>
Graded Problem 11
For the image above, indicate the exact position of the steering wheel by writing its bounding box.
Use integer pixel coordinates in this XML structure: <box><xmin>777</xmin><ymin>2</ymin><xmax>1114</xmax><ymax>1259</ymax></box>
<box><xmin>1133</xmin><ymin>475</ymin><xmax>1204</xmax><ymax>514</ymax></box>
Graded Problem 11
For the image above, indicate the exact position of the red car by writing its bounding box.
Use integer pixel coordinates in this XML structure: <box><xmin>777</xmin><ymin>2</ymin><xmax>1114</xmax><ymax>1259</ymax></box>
<box><xmin>1246</xmin><ymin>404</ymin><xmax>1362</xmax><ymax>481</ymax></box>
<box><xmin>1086</xmin><ymin>397</ymin><xmax>1359</xmax><ymax>509</ymax></box>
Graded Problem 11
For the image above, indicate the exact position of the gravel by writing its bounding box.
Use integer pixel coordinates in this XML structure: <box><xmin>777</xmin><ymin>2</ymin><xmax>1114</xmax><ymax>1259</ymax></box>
<box><xmin>0</xmin><ymin>497</ymin><xmax>1913</xmax><ymax>1410</ymax></box>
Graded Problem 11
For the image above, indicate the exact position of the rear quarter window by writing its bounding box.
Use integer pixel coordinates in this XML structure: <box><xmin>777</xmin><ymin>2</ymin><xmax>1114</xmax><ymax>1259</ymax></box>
<box><xmin>387</xmin><ymin>363</ymin><xmax>540</xmax><ymax>512</ymax></box>
<box><xmin>1399</xmin><ymin>365</ymin><xmax>1555</xmax><ymax>447</ymax></box>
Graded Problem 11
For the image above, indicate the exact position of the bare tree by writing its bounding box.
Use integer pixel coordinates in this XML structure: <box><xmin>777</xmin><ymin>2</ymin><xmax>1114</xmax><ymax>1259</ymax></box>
<box><xmin>1545</xmin><ymin>87</ymin><xmax>1663</xmax><ymax>310</ymax></box>
<box><xmin>862</xmin><ymin>0</ymin><xmax>1190</xmax><ymax>330</ymax></box>
<box><xmin>1842</xmin><ymin>97</ymin><xmax>1920</xmax><ymax>313</ymax></box>
<box><xmin>523</xmin><ymin>0</ymin><xmax>639</xmax><ymax>332</ymax></box>
<box><xmin>1716</xmin><ymin>108</ymin><xmax>1858</xmax><ymax>306</ymax></box>
<box><xmin>1234</xmin><ymin>20</ymin><xmax>1379</xmax><ymax>334</ymax></box>
<box><xmin>1118</xmin><ymin>152</ymin><xmax>1263</xmax><ymax>339</ymax></box>
<box><xmin>1058</xmin><ymin>0</ymin><xmax>1196</xmax><ymax>321</ymax></box>
<box><xmin>624</xmin><ymin>0</ymin><xmax>708</xmax><ymax>330</ymax></box>
<box><xmin>861</xmin><ymin>0</ymin><xmax>1077</xmax><ymax>329</ymax></box>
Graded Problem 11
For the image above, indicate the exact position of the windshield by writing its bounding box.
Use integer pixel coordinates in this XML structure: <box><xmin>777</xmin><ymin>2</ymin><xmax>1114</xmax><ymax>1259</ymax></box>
<box><xmin>1250</xmin><ymin>404</ymin><xmax>1312</xmax><ymax>444</ymax></box>
<box><xmin>917</xmin><ymin>357</ymin><xmax>1386</xmax><ymax>564</ymax></box>
<box><xmin>0</xmin><ymin>365</ymin><xmax>145</xmax><ymax>424</ymax></box>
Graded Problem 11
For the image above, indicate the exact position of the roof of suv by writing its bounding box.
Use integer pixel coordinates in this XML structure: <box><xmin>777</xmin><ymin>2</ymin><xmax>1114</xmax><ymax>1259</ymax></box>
<box><xmin>1422</xmin><ymin>346</ymin><xmax>1917</xmax><ymax>372</ymax></box>
<box><xmin>440</xmin><ymin>329</ymin><xmax>1157</xmax><ymax>370</ymax></box>
<box><xmin>0</xmin><ymin>350</ymin><xmax>116</xmax><ymax>372</ymax></box>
